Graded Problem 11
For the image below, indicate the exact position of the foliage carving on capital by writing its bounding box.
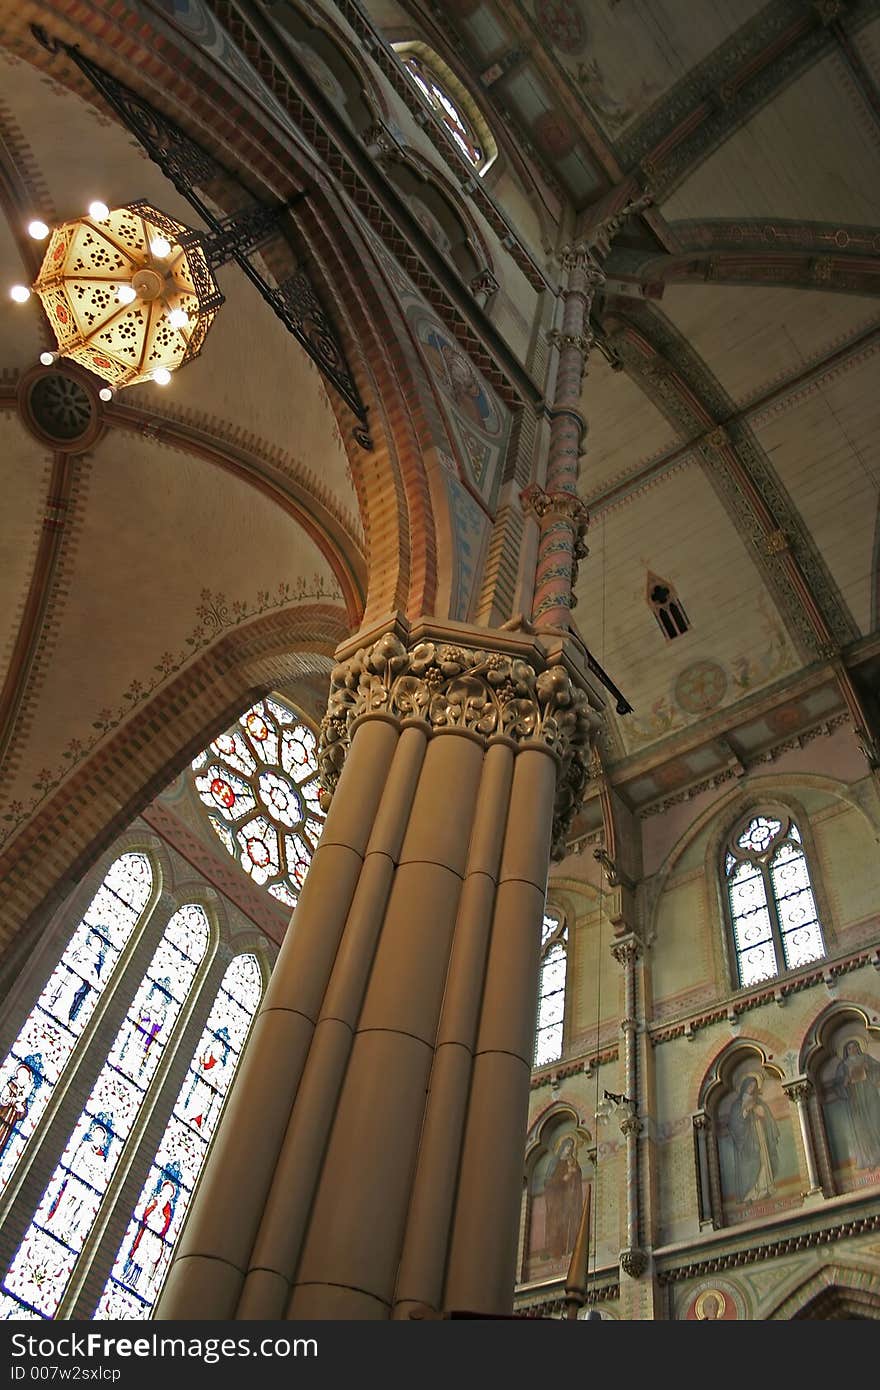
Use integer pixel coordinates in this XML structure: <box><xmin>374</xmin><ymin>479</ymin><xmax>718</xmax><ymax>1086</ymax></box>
<box><xmin>619</xmin><ymin>1248</ymin><xmax>648</xmax><ymax>1279</ymax></box>
<box><xmin>318</xmin><ymin>631</ymin><xmax>602</xmax><ymax>858</ymax></box>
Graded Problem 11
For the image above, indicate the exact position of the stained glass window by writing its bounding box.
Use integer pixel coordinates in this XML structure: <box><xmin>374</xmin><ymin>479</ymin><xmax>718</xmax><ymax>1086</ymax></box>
<box><xmin>401</xmin><ymin>54</ymin><xmax>485</xmax><ymax>170</ymax></box>
<box><xmin>534</xmin><ymin>911</ymin><xmax>568</xmax><ymax>1068</ymax></box>
<box><xmin>0</xmin><ymin>904</ymin><xmax>209</xmax><ymax>1319</ymax></box>
<box><xmin>724</xmin><ymin>813</ymin><xmax>825</xmax><ymax>988</ymax></box>
<box><xmin>191</xmin><ymin>697</ymin><xmax>324</xmax><ymax>909</ymax></box>
<box><xmin>0</xmin><ymin>853</ymin><xmax>153</xmax><ymax>1200</ymax></box>
<box><xmin>95</xmin><ymin>953</ymin><xmax>262</xmax><ymax>1319</ymax></box>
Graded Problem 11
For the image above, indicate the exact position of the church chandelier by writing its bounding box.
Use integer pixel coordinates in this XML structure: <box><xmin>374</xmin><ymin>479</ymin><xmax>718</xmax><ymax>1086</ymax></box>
<box><xmin>8</xmin><ymin>198</ymin><xmax>286</xmax><ymax>398</ymax></box>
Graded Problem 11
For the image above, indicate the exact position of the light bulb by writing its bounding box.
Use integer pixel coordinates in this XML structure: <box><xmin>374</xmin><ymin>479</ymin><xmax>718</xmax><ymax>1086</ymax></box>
<box><xmin>116</xmin><ymin>284</ymin><xmax>137</xmax><ymax>305</ymax></box>
<box><xmin>39</xmin><ymin>351</ymin><xmax>56</xmax><ymax>366</ymax></box>
<box><xmin>152</xmin><ymin>367</ymin><xmax>172</xmax><ymax>386</ymax></box>
<box><xmin>168</xmin><ymin>308</ymin><xmax>189</xmax><ymax>329</ymax></box>
<box><xmin>28</xmin><ymin>220</ymin><xmax>50</xmax><ymax>240</ymax></box>
<box><xmin>10</xmin><ymin>285</ymin><xmax>31</xmax><ymax>303</ymax></box>
<box><xmin>150</xmin><ymin>236</ymin><xmax>172</xmax><ymax>258</ymax></box>
<box><xmin>88</xmin><ymin>201</ymin><xmax>110</xmax><ymax>220</ymax></box>
<box><xmin>98</xmin><ymin>387</ymin><xmax>114</xmax><ymax>402</ymax></box>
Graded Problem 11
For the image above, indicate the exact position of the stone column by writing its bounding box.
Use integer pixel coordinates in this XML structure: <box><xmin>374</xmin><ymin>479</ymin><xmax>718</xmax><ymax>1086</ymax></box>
<box><xmin>156</xmin><ymin>619</ymin><xmax>604</xmax><ymax>1320</ymax></box>
<box><xmin>528</xmin><ymin>244</ymin><xmax>604</xmax><ymax>629</ymax></box>
<box><xmin>692</xmin><ymin>1113</ymin><xmax>714</xmax><ymax>1228</ymax></box>
<box><xmin>611</xmin><ymin>937</ymin><xmax>646</xmax><ymax>1277</ymax></box>
<box><xmin>784</xmin><ymin>1079</ymin><xmax>823</xmax><ymax>1196</ymax></box>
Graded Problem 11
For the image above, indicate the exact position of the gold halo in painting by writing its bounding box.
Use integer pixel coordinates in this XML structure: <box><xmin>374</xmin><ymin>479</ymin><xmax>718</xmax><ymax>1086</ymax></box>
<box><xmin>695</xmin><ymin>1289</ymin><xmax>727</xmax><ymax>1319</ymax></box>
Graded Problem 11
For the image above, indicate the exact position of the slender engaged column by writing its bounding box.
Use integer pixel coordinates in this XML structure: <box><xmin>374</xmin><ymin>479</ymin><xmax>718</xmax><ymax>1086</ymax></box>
<box><xmin>785</xmin><ymin>1079</ymin><xmax>822</xmax><ymax>1195</ymax></box>
<box><xmin>530</xmin><ymin>246</ymin><xmax>605</xmax><ymax>629</ymax></box>
<box><xmin>157</xmin><ymin>624</ymin><xmax>604</xmax><ymax>1320</ymax></box>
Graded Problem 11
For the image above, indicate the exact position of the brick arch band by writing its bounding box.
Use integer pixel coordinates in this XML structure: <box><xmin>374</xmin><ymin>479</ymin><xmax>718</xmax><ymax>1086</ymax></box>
<box><xmin>2</xmin><ymin>0</ymin><xmax>457</xmax><ymax>624</ymax></box>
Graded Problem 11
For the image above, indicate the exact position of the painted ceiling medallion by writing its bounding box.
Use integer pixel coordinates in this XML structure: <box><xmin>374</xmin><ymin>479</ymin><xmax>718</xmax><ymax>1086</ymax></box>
<box><xmin>536</xmin><ymin>0</ymin><xmax>587</xmax><ymax>56</ymax></box>
<box><xmin>31</xmin><ymin>201</ymin><xmax>222</xmax><ymax>390</ymax></box>
<box><xmin>674</xmin><ymin>660</ymin><xmax>728</xmax><ymax>715</ymax></box>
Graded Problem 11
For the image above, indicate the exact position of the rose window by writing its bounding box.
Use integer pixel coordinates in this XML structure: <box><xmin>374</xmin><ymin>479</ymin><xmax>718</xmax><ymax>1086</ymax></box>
<box><xmin>191</xmin><ymin>697</ymin><xmax>324</xmax><ymax>908</ymax></box>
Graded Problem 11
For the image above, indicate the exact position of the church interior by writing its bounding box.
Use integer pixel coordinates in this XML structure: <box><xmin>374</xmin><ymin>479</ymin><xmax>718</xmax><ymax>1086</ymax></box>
<box><xmin>0</xmin><ymin>0</ymin><xmax>879</xmax><ymax>1322</ymax></box>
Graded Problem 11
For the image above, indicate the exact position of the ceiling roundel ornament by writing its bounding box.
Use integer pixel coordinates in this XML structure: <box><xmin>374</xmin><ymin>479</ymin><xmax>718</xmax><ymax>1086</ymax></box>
<box><xmin>674</xmin><ymin>659</ymin><xmax>728</xmax><ymax>715</ymax></box>
<box><xmin>191</xmin><ymin>696</ymin><xmax>325</xmax><ymax>909</ymax></box>
<box><xmin>535</xmin><ymin>0</ymin><xmax>587</xmax><ymax>56</ymax></box>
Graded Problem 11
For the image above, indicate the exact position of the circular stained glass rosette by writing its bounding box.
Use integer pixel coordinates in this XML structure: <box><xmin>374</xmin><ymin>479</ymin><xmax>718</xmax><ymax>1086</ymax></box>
<box><xmin>192</xmin><ymin>697</ymin><xmax>324</xmax><ymax>907</ymax></box>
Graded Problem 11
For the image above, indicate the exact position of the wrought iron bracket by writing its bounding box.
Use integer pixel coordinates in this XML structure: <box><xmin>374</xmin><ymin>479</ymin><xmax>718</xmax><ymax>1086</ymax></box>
<box><xmin>31</xmin><ymin>25</ymin><xmax>372</xmax><ymax>443</ymax></box>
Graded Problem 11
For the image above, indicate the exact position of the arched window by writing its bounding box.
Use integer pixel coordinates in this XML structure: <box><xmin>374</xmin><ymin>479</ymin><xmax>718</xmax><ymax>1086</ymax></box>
<box><xmin>534</xmin><ymin>910</ymin><xmax>568</xmax><ymax>1067</ymax></box>
<box><xmin>0</xmin><ymin>853</ymin><xmax>154</xmax><ymax>1199</ymax></box>
<box><xmin>724</xmin><ymin>812</ymin><xmax>826</xmax><ymax>988</ymax></box>
<box><xmin>96</xmin><ymin>952</ymin><xmax>262</xmax><ymax>1318</ymax></box>
<box><xmin>192</xmin><ymin>696</ymin><xmax>324</xmax><ymax>909</ymax></box>
<box><xmin>0</xmin><ymin>904</ymin><xmax>209</xmax><ymax>1319</ymax></box>
<box><xmin>393</xmin><ymin>44</ymin><xmax>496</xmax><ymax>176</ymax></box>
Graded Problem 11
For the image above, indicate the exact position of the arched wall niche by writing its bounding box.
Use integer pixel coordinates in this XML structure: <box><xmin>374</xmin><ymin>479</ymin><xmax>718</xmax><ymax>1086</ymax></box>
<box><xmin>801</xmin><ymin>1002</ymin><xmax>880</xmax><ymax>1196</ymax></box>
<box><xmin>383</xmin><ymin>148</ymin><xmax>495</xmax><ymax>286</ymax></box>
<box><xmin>265</xmin><ymin>0</ymin><xmax>389</xmax><ymax>136</ymax></box>
<box><xmin>522</xmin><ymin>1104</ymin><xmax>593</xmax><ymax>1284</ymax></box>
<box><xmin>697</xmin><ymin>1040</ymin><xmax>803</xmax><ymax>1229</ymax></box>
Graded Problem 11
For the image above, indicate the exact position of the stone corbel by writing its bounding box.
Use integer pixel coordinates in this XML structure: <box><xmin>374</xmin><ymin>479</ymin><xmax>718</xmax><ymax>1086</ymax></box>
<box><xmin>362</xmin><ymin>122</ymin><xmax>400</xmax><ymax>165</ymax></box>
<box><xmin>619</xmin><ymin>1248</ymin><xmax>648</xmax><ymax>1280</ymax></box>
<box><xmin>470</xmin><ymin>268</ymin><xmax>499</xmax><ymax>307</ymax></box>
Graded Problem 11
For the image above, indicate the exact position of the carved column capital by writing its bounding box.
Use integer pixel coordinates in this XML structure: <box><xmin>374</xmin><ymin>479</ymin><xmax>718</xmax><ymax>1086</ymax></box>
<box><xmin>520</xmin><ymin>484</ymin><xmax>590</xmax><ymax>529</ymax></box>
<box><xmin>692</xmin><ymin>1111</ymin><xmax>711</xmax><ymax>1134</ymax></box>
<box><xmin>547</xmin><ymin>327</ymin><xmax>595</xmax><ymax>356</ymax></box>
<box><xmin>318</xmin><ymin>625</ymin><xmax>604</xmax><ymax>860</ymax></box>
<box><xmin>611</xmin><ymin>938</ymin><xmax>642</xmax><ymax>969</ymax></box>
<box><xmin>619</xmin><ymin>1111</ymin><xmax>642</xmax><ymax>1138</ymax></box>
<box><xmin>784</xmin><ymin>1079</ymin><xmax>813</xmax><ymax>1105</ymax></box>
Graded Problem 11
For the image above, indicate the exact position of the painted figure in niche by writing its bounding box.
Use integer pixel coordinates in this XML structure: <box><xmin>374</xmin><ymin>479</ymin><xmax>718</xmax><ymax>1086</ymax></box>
<box><xmin>729</xmin><ymin>1074</ymin><xmax>778</xmax><ymax>1203</ymax></box>
<box><xmin>0</xmin><ymin>1058</ymin><xmax>40</xmax><ymax>1165</ymax></box>
<box><xmin>123</xmin><ymin>1171</ymin><xmax>179</xmax><ymax>1291</ymax></box>
<box><xmin>685</xmin><ymin>1286</ymin><xmax>738</xmax><ymax>1320</ymax></box>
<box><xmin>543</xmin><ymin>1134</ymin><xmax>584</xmax><ymax>1260</ymax></box>
<box><xmin>423</xmin><ymin>327</ymin><xmax>499</xmax><ymax>435</ymax></box>
<box><xmin>835</xmin><ymin>1040</ymin><xmax>880</xmax><ymax>1170</ymax></box>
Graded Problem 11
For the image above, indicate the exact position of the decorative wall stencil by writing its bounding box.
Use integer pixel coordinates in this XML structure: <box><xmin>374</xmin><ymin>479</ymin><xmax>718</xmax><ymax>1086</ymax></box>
<box><xmin>626</xmin><ymin>598</ymin><xmax>790</xmax><ymax>748</ymax></box>
<box><xmin>0</xmin><ymin>583</ymin><xmax>341</xmax><ymax>849</ymax></box>
<box><xmin>534</xmin><ymin>109</ymin><xmax>576</xmax><ymax>158</ymax></box>
<box><xmin>674</xmin><ymin>660</ymin><xmax>728</xmax><ymax>715</ymax></box>
<box><xmin>284</xmin><ymin>37</ymin><xmax>347</xmax><ymax>108</ymax></box>
<box><xmin>413</xmin><ymin>310</ymin><xmax>510</xmax><ymax>512</ymax></box>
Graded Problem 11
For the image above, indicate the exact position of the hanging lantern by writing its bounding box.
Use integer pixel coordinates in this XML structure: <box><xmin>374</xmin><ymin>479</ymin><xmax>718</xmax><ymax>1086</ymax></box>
<box><xmin>30</xmin><ymin>200</ymin><xmax>223</xmax><ymax>390</ymax></box>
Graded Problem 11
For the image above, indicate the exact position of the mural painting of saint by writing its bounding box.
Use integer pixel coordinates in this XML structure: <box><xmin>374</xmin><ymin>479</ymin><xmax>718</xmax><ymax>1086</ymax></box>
<box><xmin>835</xmin><ymin>1039</ymin><xmax>880</xmax><ymax>1170</ymax></box>
<box><xmin>543</xmin><ymin>1135</ymin><xmax>583</xmax><ymax>1260</ymax></box>
<box><xmin>728</xmin><ymin>1074</ymin><xmax>779</xmax><ymax>1203</ymax></box>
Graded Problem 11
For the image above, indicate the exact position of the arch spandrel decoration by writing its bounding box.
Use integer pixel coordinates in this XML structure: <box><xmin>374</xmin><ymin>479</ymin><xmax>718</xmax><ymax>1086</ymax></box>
<box><xmin>191</xmin><ymin>695</ymin><xmax>324</xmax><ymax>909</ymax></box>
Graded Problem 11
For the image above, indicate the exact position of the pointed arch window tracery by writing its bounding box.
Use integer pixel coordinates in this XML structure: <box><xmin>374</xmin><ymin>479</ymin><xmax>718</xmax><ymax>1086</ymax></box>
<box><xmin>0</xmin><ymin>853</ymin><xmax>154</xmax><ymax>1201</ymax></box>
<box><xmin>535</xmin><ymin>909</ymin><xmax>568</xmax><ymax>1068</ymax></box>
<box><xmin>723</xmin><ymin>812</ymin><xmax>826</xmax><ymax>988</ymax></box>
<box><xmin>0</xmin><ymin>905</ymin><xmax>209</xmax><ymax>1319</ymax></box>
